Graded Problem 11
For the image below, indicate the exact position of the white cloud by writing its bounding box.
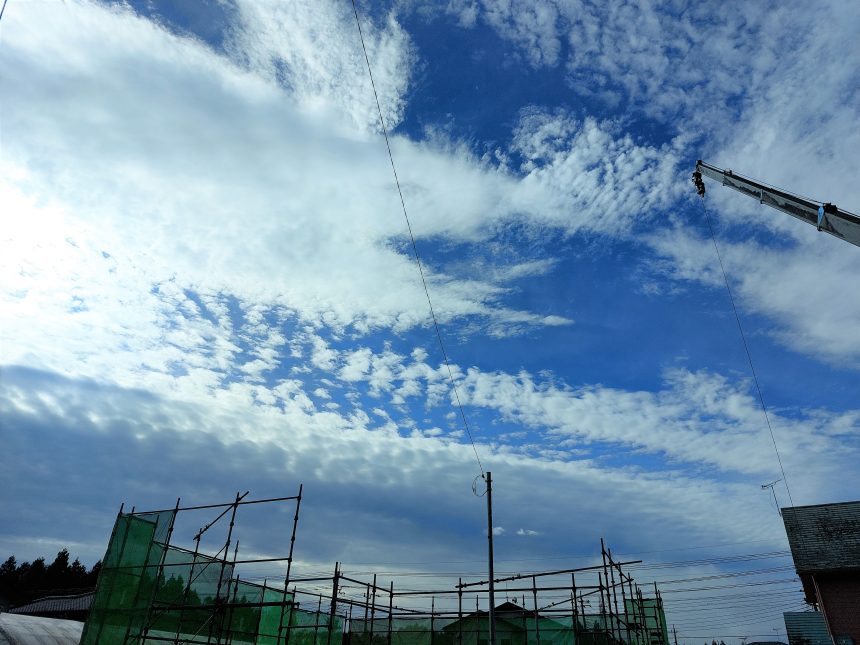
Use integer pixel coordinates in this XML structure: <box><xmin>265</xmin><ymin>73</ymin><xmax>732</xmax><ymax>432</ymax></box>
<box><xmin>479</xmin><ymin>0</ymin><xmax>562</xmax><ymax>67</ymax></box>
<box><xmin>463</xmin><ymin>365</ymin><xmax>859</xmax><ymax>490</ymax></box>
<box><xmin>509</xmin><ymin>111</ymin><xmax>684</xmax><ymax>236</ymax></box>
<box><xmin>296</xmin><ymin>338</ymin><xmax>860</xmax><ymax>501</ymax></box>
<box><xmin>440</xmin><ymin>0</ymin><xmax>847</xmax><ymax>135</ymax></box>
<box><xmin>0</xmin><ymin>0</ymin><xmax>700</xmax><ymax>370</ymax></box>
<box><xmin>647</xmin><ymin>223</ymin><xmax>860</xmax><ymax>367</ymax></box>
<box><xmin>0</xmin><ymin>358</ymin><xmax>825</xmax><ymax>642</ymax></box>
<box><xmin>402</xmin><ymin>0</ymin><xmax>860</xmax><ymax>370</ymax></box>
<box><xmin>1</xmin><ymin>1</ymin><xmax>855</xmax><ymax>521</ymax></box>
<box><xmin>227</xmin><ymin>0</ymin><xmax>414</xmax><ymax>133</ymax></box>
<box><xmin>516</xmin><ymin>528</ymin><xmax>540</xmax><ymax>536</ymax></box>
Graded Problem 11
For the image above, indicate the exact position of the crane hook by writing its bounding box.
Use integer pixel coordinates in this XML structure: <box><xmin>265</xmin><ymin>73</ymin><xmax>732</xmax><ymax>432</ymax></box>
<box><xmin>691</xmin><ymin>170</ymin><xmax>706</xmax><ymax>198</ymax></box>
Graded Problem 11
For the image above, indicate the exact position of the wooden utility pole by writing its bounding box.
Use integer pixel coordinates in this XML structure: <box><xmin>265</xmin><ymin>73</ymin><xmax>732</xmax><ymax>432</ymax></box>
<box><xmin>486</xmin><ymin>472</ymin><xmax>496</xmax><ymax>645</ymax></box>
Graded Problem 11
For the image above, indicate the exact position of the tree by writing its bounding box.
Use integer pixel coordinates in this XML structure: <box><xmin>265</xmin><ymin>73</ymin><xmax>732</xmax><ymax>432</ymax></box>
<box><xmin>0</xmin><ymin>556</ymin><xmax>16</xmax><ymax>578</ymax></box>
<box><xmin>87</xmin><ymin>560</ymin><xmax>102</xmax><ymax>587</ymax></box>
<box><xmin>1</xmin><ymin>550</ymin><xmax>101</xmax><ymax>606</ymax></box>
<box><xmin>46</xmin><ymin>549</ymin><xmax>71</xmax><ymax>591</ymax></box>
<box><xmin>69</xmin><ymin>558</ymin><xmax>89</xmax><ymax>588</ymax></box>
<box><xmin>0</xmin><ymin>556</ymin><xmax>17</xmax><ymax>599</ymax></box>
<box><xmin>23</xmin><ymin>557</ymin><xmax>47</xmax><ymax>591</ymax></box>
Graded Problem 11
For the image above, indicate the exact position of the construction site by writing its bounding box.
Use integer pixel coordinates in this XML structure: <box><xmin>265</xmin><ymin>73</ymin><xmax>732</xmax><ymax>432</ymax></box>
<box><xmin>2</xmin><ymin>0</ymin><xmax>859</xmax><ymax>644</ymax></box>
<box><xmin>76</xmin><ymin>489</ymin><xmax>669</xmax><ymax>645</ymax></box>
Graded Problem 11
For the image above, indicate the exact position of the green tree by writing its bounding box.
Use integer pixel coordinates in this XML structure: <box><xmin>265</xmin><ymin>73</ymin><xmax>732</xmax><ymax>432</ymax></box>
<box><xmin>2</xmin><ymin>551</ymin><xmax>101</xmax><ymax>606</ymax></box>
<box><xmin>0</xmin><ymin>556</ymin><xmax>17</xmax><ymax>600</ymax></box>
<box><xmin>24</xmin><ymin>558</ymin><xmax>47</xmax><ymax>588</ymax></box>
<box><xmin>69</xmin><ymin>558</ymin><xmax>89</xmax><ymax>588</ymax></box>
<box><xmin>0</xmin><ymin>556</ymin><xmax>16</xmax><ymax>577</ymax></box>
<box><xmin>46</xmin><ymin>549</ymin><xmax>71</xmax><ymax>591</ymax></box>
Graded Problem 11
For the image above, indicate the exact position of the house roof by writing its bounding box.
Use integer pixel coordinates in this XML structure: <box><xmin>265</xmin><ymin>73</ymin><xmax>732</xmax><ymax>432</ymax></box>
<box><xmin>782</xmin><ymin>500</ymin><xmax>860</xmax><ymax>573</ymax></box>
<box><xmin>7</xmin><ymin>592</ymin><xmax>93</xmax><ymax>616</ymax></box>
<box><xmin>440</xmin><ymin>601</ymin><xmax>564</xmax><ymax>631</ymax></box>
<box><xmin>447</xmin><ymin>601</ymin><xmax>540</xmax><ymax>620</ymax></box>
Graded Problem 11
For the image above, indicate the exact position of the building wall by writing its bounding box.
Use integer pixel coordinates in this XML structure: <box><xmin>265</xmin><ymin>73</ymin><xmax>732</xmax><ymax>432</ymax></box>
<box><xmin>816</xmin><ymin>572</ymin><xmax>860</xmax><ymax>645</ymax></box>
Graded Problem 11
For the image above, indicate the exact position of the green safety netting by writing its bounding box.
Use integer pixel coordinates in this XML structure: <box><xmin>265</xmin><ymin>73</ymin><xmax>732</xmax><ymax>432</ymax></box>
<box><xmin>81</xmin><ymin>513</ymin><xmax>665</xmax><ymax>645</ymax></box>
<box><xmin>345</xmin><ymin>612</ymin><xmax>664</xmax><ymax>645</ymax></box>
<box><xmin>81</xmin><ymin>512</ymin><xmax>297</xmax><ymax>644</ymax></box>
<box><xmin>81</xmin><ymin>511</ymin><xmax>172</xmax><ymax>644</ymax></box>
<box><xmin>286</xmin><ymin>606</ymin><xmax>344</xmax><ymax>645</ymax></box>
<box><xmin>348</xmin><ymin>616</ymin><xmax>579</xmax><ymax>645</ymax></box>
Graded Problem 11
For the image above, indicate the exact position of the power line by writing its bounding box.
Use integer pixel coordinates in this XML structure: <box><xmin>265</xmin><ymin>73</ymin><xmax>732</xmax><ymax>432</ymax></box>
<box><xmin>629</xmin><ymin>551</ymin><xmax>791</xmax><ymax>570</ymax></box>
<box><xmin>667</xmin><ymin>600</ymin><xmax>802</xmax><ymax>614</ymax></box>
<box><xmin>667</xmin><ymin>588</ymin><xmax>802</xmax><ymax>600</ymax></box>
<box><xmin>333</xmin><ymin>548</ymin><xmax>790</xmax><ymax>570</ymax></box>
<box><xmin>698</xmin><ymin>199</ymin><xmax>794</xmax><ymax>507</ymax></box>
<box><xmin>614</xmin><ymin>539</ymin><xmax>789</xmax><ymax>557</ymax></box>
<box><xmin>349</xmin><ymin>0</ymin><xmax>483</xmax><ymax>477</ymax></box>
<box><xmin>665</xmin><ymin>590</ymin><xmax>804</xmax><ymax>606</ymax></box>
<box><xmin>0</xmin><ymin>0</ymin><xmax>9</xmax><ymax>23</ymax></box>
<box><xmin>333</xmin><ymin>563</ymin><xmax>795</xmax><ymax>582</ymax></box>
<box><xmin>678</xmin><ymin>632</ymin><xmax>797</xmax><ymax>639</ymax></box>
<box><xmin>672</xmin><ymin>600</ymin><xmax>806</xmax><ymax>621</ymax></box>
<box><xmin>659</xmin><ymin>578</ymin><xmax>799</xmax><ymax>594</ymax></box>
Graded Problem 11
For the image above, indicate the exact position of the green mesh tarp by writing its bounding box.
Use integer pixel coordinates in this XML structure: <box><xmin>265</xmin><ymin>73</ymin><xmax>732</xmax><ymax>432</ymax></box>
<box><xmin>81</xmin><ymin>511</ymin><xmax>172</xmax><ymax>644</ymax></box>
<box><xmin>622</xmin><ymin>600</ymin><xmax>668</xmax><ymax>645</ymax></box>
<box><xmin>81</xmin><ymin>511</ymin><xmax>295</xmax><ymax>644</ymax></box>
<box><xmin>256</xmin><ymin>586</ymin><xmax>289</xmax><ymax>644</ymax></box>
<box><xmin>349</xmin><ymin>615</ymin><xmax>575</xmax><ymax>645</ymax></box>
<box><xmin>286</xmin><ymin>606</ymin><xmax>344</xmax><ymax>645</ymax></box>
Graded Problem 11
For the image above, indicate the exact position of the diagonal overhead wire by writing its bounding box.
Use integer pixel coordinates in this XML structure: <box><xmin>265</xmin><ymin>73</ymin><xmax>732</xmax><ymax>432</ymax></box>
<box><xmin>698</xmin><ymin>199</ymin><xmax>794</xmax><ymax>507</ymax></box>
<box><xmin>349</xmin><ymin>1</ymin><xmax>483</xmax><ymax>476</ymax></box>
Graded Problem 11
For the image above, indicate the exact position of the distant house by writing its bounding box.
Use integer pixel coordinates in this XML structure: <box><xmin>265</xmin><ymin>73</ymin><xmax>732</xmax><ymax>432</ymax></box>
<box><xmin>782</xmin><ymin>501</ymin><xmax>860</xmax><ymax>645</ymax></box>
<box><xmin>350</xmin><ymin>600</ymin><xmax>663</xmax><ymax>645</ymax></box>
<box><xmin>784</xmin><ymin>611</ymin><xmax>834</xmax><ymax>645</ymax></box>
<box><xmin>441</xmin><ymin>601</ymin><xmax>572</xmax><ymax>645</ymax></box>
<box><xmin>6</xmin><ymin>591</ymin><xmax>93</xmax><ymax>622</ymax></box>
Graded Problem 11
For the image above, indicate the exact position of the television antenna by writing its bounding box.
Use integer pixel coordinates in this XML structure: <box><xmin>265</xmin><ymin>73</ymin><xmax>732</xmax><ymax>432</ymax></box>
<box><xmin>761</xmin><ymin>479</ymin><xmax>783</xmax><ymax>516</ymax></box>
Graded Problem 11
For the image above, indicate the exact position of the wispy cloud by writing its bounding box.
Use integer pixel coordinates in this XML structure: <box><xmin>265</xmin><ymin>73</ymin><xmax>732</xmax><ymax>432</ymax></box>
<box><xmin>516</xmin><ymin>528</ymin><xmax>541</xmax><ymax>536</ymax></box>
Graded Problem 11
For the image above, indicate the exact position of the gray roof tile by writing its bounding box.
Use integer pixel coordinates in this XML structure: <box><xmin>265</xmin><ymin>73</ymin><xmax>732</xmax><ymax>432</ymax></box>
<box><xmin>782</xmin><ymin>501</ymin><xmax>860</xmax><ymax>573</ymax></box>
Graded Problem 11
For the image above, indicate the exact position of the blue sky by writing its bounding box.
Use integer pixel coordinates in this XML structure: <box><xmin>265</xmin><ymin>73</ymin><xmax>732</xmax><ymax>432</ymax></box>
<box><xmin>1</xmin><ymin>0</ymin><xmax>859</xmax><ymax>640</ymax></box>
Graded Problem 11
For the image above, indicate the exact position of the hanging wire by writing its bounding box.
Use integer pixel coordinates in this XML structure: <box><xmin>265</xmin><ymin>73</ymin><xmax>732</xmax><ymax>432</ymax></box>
<box><xmin>697</xmin><ymin>198</ymin><xmax>794</xmax><ymax>507</ymax></box>
<box><xmin>0</xmin><ymin>0</ymin><xmax>10</xmax><ymax>23</ymax></box>
<box><xmin>349</xmin><ymin>0</ymin><xmax>483</xmax><ymax>476</ymax></box>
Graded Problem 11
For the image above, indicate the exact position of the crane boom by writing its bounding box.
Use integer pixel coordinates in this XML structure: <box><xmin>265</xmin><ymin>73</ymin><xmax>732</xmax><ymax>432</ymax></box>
<box><xmin>693</xmin><ymin>160</ymin><xmax>860</xmax><ymax>248</ymax></box>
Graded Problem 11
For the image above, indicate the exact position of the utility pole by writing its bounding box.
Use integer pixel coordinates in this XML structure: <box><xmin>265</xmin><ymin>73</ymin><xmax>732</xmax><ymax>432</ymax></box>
<box><xmin>673</xmin><ymin>624</ymin><xmax>679</xmax><ymax>645</ymax></box>
<box><xmin>486</xmin><ymin>472</ymin><xmax>496</xmax><ymax>645</ymax></box>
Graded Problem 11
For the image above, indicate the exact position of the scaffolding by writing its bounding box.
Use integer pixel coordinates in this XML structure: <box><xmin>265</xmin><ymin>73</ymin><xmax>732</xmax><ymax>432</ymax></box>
<box><xmin>80</xmin><ymin>490</ymin><xmax>312</xmax><ymax>644</ymax></box>
<box><xmin>335</xmin><ymin>539</ymin><xmax>669</xmax><ymax>645</ymax></box>
<box><xmin>80</xmin><ymin>490</ymin><xmax>669</xmax><ymax>645</ymax></box>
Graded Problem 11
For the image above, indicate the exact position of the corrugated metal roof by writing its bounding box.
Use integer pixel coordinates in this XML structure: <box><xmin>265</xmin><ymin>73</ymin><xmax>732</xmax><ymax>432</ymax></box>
<box><xmin>0</xmin><ymin>614</ymin><xmax>83</xmax><ymax>645</ymax></box>
<box><xmin>782</xmin><ymin>501</ymin><xmax>860</xmax><ymax>572</ymax></box>
<box><xmin>783</xmin><ymin>611</ymin><xmax>833</xmax><ymax>645</ymax></box>
<box><xmin>7</xmin><ymin>592</ymin><xmax>92</xmax><ymax>616</ymax></box>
